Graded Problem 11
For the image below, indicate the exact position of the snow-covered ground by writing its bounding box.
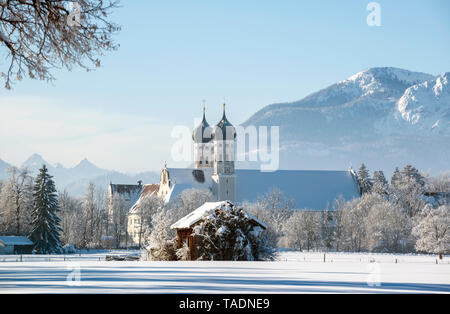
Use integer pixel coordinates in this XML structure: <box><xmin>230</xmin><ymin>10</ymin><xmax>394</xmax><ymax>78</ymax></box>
<box><xmin>0</xmin><ymin>252</ymin><xmax>449</xmax><ymax>294</ymax></box>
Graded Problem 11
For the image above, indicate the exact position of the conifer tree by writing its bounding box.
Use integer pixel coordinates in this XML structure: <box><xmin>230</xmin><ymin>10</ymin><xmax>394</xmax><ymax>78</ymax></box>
<box><xmin>401</xmin><ymin>165</ymin><xmax>425</xmax><ymax>187</ymax></box>
<box><xmin>391</xmin><ymin>167</ymin><xmax>402</xmax><ymax>188</ymax></box>
<box><xmin>29</xmin><ymin>165</ymin><xmax>63</xmax><ymax>254</ymax></box>
<box><xmin>372</xmin><ymin>170</ymin><xmax>389</xmax><ymax>196</ymax></box>
<box><xmin>357</xmin><ymin>164</ymin><xmax>373</xmax><ymax>195</ymax></box>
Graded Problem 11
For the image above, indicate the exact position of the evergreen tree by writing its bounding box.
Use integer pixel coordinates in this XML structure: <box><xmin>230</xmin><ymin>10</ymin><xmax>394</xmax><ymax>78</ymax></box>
<box><xmin>29</xmin><ymin>165</ymin><xmax>63</xmax><ymax>254</ymax></box>
<box><xmin>357</xmin><ymin>164</ymin><xmax>373</xmax><ymax>195</ymax></box>
<box><xmin>391</xmin><ymin>167</ymin><xmax>402</xmax><ymax>188</ymax></box>
<box><xmin>401</xmin><ymin>165</ymin><xmax>425</xmax><ymax>187</ymax></box>
<box><xmin>372</xmin><ymin>170</ymin><xmax>389</xmax><ymax>196</ymax></box>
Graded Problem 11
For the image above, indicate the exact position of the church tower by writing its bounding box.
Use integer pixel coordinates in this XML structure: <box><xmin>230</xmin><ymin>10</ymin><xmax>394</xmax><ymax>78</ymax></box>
<box><xmin>212</xmin><ymin>102</ymin><xmax>237</xmax><ymax>202</ymax></box>
<box><xmin>192</xmin><ymin>105</ymin><xmax>214</xmax><ymax>169</ymax></box>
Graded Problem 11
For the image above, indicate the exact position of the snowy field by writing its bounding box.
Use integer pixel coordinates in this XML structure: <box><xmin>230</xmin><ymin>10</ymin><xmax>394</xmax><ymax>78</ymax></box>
<box><xmin>0</xmin><ymin>251</ymin><xmax>449</xmax><ymax>294</ymax></box>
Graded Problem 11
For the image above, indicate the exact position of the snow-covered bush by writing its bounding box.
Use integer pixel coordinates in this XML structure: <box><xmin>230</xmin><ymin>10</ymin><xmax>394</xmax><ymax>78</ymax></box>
<box><xmin>176</xmin><ymin>242</ymin><xmax>191</xmax><ymax>261</ymax></box>
<box><xmin>63</xmin><ymin>244</ymin><xmax>77</xmax><ymax>254</ymax></box>
<box><xmin>193</xmin><ymin>203</ymin><xmax>273</xmax><ymax>261</ymax></box>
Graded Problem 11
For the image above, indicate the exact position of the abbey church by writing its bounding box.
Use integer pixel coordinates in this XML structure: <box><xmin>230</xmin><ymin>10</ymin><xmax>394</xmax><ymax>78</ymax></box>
<box><xmin>109</xmin><ymin>103</ymin><xmax>361</xmax><ymax>245</ymax></box>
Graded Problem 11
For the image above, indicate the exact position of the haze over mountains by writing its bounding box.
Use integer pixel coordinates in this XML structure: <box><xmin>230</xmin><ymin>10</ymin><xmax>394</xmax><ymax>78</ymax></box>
<box><xmin>0</xmin><ymin>154</ymin><xmax>159</xmax><ymax>197</ymax></box>
<box><xmin>244</xmin><ymin>67</ymin><xmax>450</xmax><ymax>175</ymax></box>
<box><xmin>1</xmin><ymin>67</ymin><xmax>449</xmax><ymax>194</ymax></box>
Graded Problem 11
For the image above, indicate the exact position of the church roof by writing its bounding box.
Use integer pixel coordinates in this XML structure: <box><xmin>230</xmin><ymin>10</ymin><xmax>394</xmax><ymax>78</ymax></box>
<box><xmin>213</xmin><ymin>104</ymin><xmax>236</xmax><ymax>141</ymax></box>
<box><xmin>109</xmin><ymin>183</ymin><xmax>143</xmax><ymax>211</ymax></box>
<box><xmin>192</xmin><ymin>108</ymin><xmax>213</xmax><ymax>143</ymax></box>
<box><xmin>129</xmin><ymin>184</ymin><xmax>160</xmax><ymax>214</ymax></box>
<box><xmin>164</xmin><ymin>168</ymin><xmax>360</xmax><ymax>211</ymax></box>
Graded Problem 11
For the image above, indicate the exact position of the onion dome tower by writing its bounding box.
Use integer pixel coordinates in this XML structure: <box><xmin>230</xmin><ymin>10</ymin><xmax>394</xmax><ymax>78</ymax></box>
<box><xmin>192</xmin><ymin>105</ymin><xmax>214</xmax><ymax>169</ymax></box>
<box><xmin>212</xmin><ymin>102</ymin><xmax>237</xmax><ymax>202</ymax></box>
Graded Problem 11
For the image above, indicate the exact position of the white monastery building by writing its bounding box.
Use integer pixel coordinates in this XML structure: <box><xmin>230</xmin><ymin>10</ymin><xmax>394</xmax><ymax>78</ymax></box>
<box><xmin>108</xmin><ymin>103</ymin><xmax>361</xmax><ymax>245</ymax></box>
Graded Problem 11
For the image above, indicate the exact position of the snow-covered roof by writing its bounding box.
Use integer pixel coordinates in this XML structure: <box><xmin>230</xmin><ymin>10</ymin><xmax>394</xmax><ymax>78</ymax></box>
<box><xmin>109</xmin><ymin>183</ymin><xmax>144</xmax><ymax>211</ymax></box>
<box><xmin>0</xmin><ymin>236</ymin><xmax>33</xmax><ymax>246</ymax></box>
<box><xmin>164</xmin><ymin>168</ymin><xmax>214</xmax><ymax>202</ymax></box>
<box><xmin>170</xmin><ymin>201</ymin><xmax>267</xmax><ymax>230</ymax></box>
<box><xmin>129</xmin><ymin>184</ymin><xmax>160</xmax><ymax>214</ymax></box>
<box><xmin>171</xmin><ymin>201</ymin><xmax>226</xmax><ymax>229</ymax></box>
<box><xmin>236</xmin><ymin>169</ymin><xmax>360</xmax><ymax>210</ymax></box>
<box><xmin>165</xmin><ymin>168</ymin><xmax>360</xmax><ymax>210</ymax></box>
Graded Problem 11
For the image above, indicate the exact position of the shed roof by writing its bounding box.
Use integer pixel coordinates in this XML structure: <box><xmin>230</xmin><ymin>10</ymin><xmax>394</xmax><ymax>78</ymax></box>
<box><xmin>0</xmin><ymin>236</ymin><xmax>34</xmax><ymax>246</ymax></box>
<box><xmin>170</xmin><ymin>201</ymin><xmax>267</xmax><ymax>230</ymax></box>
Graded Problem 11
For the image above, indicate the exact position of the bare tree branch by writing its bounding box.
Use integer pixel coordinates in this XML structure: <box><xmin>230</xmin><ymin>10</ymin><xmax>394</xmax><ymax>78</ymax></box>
<box><xmin>0</xmin><ymin>0</ymin><xmax>120</xmax><ymax>89</ymax></box>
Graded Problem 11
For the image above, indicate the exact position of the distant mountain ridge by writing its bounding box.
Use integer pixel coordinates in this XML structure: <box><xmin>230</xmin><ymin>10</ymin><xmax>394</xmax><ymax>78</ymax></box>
<box><xmin>244</xmin><ymin>67</ymin><xmax>450</xmax><ymax>174</ymax></box>
<box><xmin>1</xmin><ymin>154</ymin><xmax>159</xmax><ymax>197</ymax></box>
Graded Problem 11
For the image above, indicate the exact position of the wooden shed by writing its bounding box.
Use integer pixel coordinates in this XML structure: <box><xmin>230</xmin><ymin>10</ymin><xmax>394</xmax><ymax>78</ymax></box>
<box><xmin>0</xmin><ymin>236</ymin><xmax>34</xmax><ymax>254</ymax></box>
<box><xmin>170</xmin><ymin>201</ymin><xmax>266</xmax><ymax>260</ymax></box>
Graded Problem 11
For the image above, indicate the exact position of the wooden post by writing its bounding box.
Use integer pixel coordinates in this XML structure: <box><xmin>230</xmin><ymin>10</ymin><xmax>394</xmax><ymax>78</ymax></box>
<box><xmin>323</xmin><ymin>254</ymin><xmax>326</xmax><ymax>263</ymax></box>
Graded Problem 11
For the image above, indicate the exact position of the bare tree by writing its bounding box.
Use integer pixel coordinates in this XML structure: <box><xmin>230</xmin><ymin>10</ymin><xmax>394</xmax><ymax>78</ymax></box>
<box><xmin>109</xmin><ymin>193</ymin><xmax>126</xmax><ymax>248</ymax></box>
<box><xmin>0</xmin><ymin>166</ymin><xmax>33</xmax><ymax>235</ymax></box>
<box><xmin>0</xmin><ymin>0</ymin><xmax>120</xmax><ymax>89</ymax></box>
<box><xmin>58</xmin><ymin>189</ymin><xmax>82</xmax><ymax>246</ymax></box>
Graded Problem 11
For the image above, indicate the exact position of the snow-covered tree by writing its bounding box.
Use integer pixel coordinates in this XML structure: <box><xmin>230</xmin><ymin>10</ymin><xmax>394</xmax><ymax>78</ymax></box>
<box><xmin>426</xmin><ymin>173</ymin><xmax>450</xmax><ymax>206</ymax></box>
<box><xmin>58</xmin><ymin>190</ymin><xmax>82</xmax><ymax>247</ymax></box>
<box><xmin>341</xmin><ymin>194</ymin><xmax>380</xmax><ymax>252</ymax></box>
<box><xmin>357</xmin><ymin>164</ymin><xmax>373</xmax><ymax>195</ymax></box>
<box><xmin>428</xmin><ymin>173</ymin><xmax>450</xmax><ymax>194</ymax></box>
<box><xmin>320</xmin><ymin>209</ymin><xmax>334</xmax><ymax>250</ymax></box>
<box><xmin>248</xmin><ymin>188</ymin><xmax>294</xmax><ymax>246</ymax></box>
<box><xmin>174</xmin><ymin>188</ymin><xmax>215</xmax><ymax>218</ymax></box>
<box><xmin>0</xmin><ymin>166</ymin><xmax>33</xmax><ymax>235</ymax></box>
<box><xmin>391</xmin><ymin>167</ymin><xmax>402</xmax><ymax>188</ymax></box>
<box><xmin>145</xmin><ymin>208</ymin><xmax>177</xmax><ymax>261</ymax></box>
<box><xmin>390</xmin><ymin>175</ymin><xmax>426</xmax><ymax>218</ymax></box>
<box><xmin>109</xmin><ymin>194</ymin><xmax>127</xmax><ymax>248</ymax></box>
<box><xmin>193</xmin><ymin>203</ymin><xmax>273</xmax><ymax>261</ymax></box>
<box><xmin>365</xmin><ymin>199</ymin><xmax>412</xmax><ymax>253</ymax></box>
<box><xmin>402</xmin><ymin>164</ymin><xmax>425</xmax><ymax>187</ymax></box>
<box><xmin>332</xmin><ymin>196</ymin><xmax>347</xmax><ymax>252</ymax></box>
<box><xmin>77</xmin><ymin>183</ymin><xmax>107</xmax><ymax>249</ymax></box>
<box><xmin>372</xmin><ymin>170</ymin><xmax>389</xmax><ymax>197</ymax></box>
<box><xmin>0</xmin><ymin>0</ymin><xmax>120</xmax><ymax>89</ymax></box>
<box><xmin>283</xmin><ymin>210</ymin><xmax>321</xmax><ymax>251</ymax></box>
<box><xmin>29</xmin><ymin>165</ymin><xmax>63</xmax><ymax>254</ymax></box>
<box><xmin>135</xmin><ymin>194</ymin><xmax>164</xmax><ymax>247</ymax></box>
<box><xmin>413</xmin><ymin>205</ymin><xmax>450</xmax><ymax>259</ymax></box>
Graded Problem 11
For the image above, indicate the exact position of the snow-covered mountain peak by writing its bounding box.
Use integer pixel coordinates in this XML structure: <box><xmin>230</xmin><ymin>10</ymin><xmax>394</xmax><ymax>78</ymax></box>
<box><xmin>340</xmin><ymin>67</ymin><xmax>435</xmax><ymax>93</ymax></box>
<box><xmin>396</xmin><ymin>72</ymin><xmax>450</xmax><ymax>129</ymax></box>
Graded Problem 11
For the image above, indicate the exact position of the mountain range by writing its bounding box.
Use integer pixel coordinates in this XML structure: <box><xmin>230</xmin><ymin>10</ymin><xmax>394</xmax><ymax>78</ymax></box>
<box><xmin>0</xmin><ymin>154</ymin><xmax>159</xmax><ymax>197</ymax></box>
<box><xmin>1</xmin><ymin>67</ymin><xmax>448</xmax><ymax>194</ymax></box>
<box><xmin>243</xmin><ymin>67</ymin><xmax>450</xmax><ymax>175</ymax></box>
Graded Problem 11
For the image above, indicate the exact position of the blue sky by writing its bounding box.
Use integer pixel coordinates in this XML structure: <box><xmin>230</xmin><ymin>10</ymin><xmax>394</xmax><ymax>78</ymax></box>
<box><xmin>0</xmin><ymin>0</ymin><xmax>449</xmax><ymax>172</ymax></box>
